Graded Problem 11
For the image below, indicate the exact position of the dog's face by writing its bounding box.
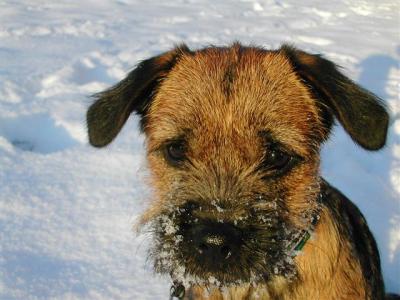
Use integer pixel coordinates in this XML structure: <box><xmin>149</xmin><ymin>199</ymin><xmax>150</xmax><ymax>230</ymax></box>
<box><xmin>86</xmin><ymin>44</ymin><xmax>388</xmax><ymax>286</ymax></box>
<box><xmin>144</xmin><ymin>47</ymin><xmax>324</xmax><ymax>284</ymax></box>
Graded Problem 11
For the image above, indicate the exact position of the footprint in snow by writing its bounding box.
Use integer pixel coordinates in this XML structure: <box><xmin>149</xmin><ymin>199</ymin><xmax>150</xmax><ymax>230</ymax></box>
<box><xmin>0</xmin><ymin>114</ymin><xmax>79</xmax><ymax>154</ymax></box>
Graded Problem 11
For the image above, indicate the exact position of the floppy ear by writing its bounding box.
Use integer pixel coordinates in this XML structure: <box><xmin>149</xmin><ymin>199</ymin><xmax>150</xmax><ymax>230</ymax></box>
<box><xmin>87</xmin><ymin>45</ymin><xmax>190</xmax><ymax>147</ymax></box>
<box><xmin>281</xmin><ymin>45</ymin><xmax>389</xmax><ymax>150</ymax></box>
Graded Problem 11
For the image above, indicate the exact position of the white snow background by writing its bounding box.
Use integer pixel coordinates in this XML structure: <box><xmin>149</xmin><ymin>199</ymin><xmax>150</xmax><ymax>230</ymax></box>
<box><xmin>0</xmin><ymin>0</ymin><xmax>399</xmax><ymax>299</ymax></box>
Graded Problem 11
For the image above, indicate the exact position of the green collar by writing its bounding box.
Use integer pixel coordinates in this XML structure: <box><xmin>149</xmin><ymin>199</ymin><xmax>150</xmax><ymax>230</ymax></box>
<box><xmin>287</xmin><ymin>212</ymin><xmax>320</xmax><ymax>257</ymax></box>
<box><xmin>170</xmin><ymin>282</ymin><xmax>185</xmax><ymax>300</ymax></box>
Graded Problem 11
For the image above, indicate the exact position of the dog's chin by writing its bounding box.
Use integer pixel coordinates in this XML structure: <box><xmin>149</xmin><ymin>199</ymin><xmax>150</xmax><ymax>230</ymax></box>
<box><xmin>155</xmin><ymin>256</ymin><xmax>263</xmax><ymax>286</ymax></box>
<box><xmin>179</xmin><ymin>263</ymin><xmax>268</xmax><ymax>286</ymax></box>
<box><xmin>153</xmin><ymin>240</ymin><xmax>297</xmax><ymax>287</ymax></box>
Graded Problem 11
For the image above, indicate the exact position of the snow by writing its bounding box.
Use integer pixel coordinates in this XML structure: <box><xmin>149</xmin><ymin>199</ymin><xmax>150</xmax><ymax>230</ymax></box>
<box><xmin>0</xmin><ymin>0</ymin><xmax>399</xmax><ymax>298</ymax></box>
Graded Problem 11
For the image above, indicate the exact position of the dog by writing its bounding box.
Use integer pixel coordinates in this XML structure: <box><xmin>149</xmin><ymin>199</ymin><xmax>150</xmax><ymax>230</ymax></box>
<box><xmin>86</xmin><ymin>43</ymin><xmax>396</xmax><ymax>299</ymax></box>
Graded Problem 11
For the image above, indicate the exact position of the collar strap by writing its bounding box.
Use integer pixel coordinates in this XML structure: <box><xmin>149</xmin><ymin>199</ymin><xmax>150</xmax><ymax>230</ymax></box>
<box><xmin>170</xmin><ymin>281</ymin><xmax>185</xmax><ymax>300</ymax></box>
<box><xmin>287</xmin><ymin>188</ymin><xmax>324</xmax><ymax>257</ymax></box>
<box><xmin>287</xmin><ymin>210</ymin><xmax>320</xmax><ymax>257</ymax></box>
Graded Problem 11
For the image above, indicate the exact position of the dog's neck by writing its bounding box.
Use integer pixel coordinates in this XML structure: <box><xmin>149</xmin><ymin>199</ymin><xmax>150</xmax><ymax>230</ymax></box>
<box><xmin>291</xmin><ymin>200</ymin><xmax>367</xmax><ymax>300</ymax></box>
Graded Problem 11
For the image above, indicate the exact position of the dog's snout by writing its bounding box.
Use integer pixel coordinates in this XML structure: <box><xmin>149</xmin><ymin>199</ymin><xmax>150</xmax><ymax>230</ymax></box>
<box><xmin>190</xmin><ymin>221</ymin><xmax>242</xmax><ymax>262</ymax></box>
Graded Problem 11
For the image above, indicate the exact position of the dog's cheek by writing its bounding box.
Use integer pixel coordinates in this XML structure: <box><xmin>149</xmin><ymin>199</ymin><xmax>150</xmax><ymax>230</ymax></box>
<box><xmin>281</xmin><ymin>158</ymin><xmax>321</xmax><ymax>227</ymax></box>
<box><xmin>146</xmin><ymin>150</ymin><xmax>192</xmax><ymax>206</ymax></box>
<box><xmin>146</xmin><ymin>152</ymin><xmax>174</xmax><ymax>200</ymax></box>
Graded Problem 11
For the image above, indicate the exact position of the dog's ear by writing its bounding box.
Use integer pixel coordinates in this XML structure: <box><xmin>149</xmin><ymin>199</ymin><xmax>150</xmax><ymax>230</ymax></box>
<box><xmin>87</xmin><ymin>45</ymin><xmax>190</xmax><ymax>147</ymax></box>
<box><xmin>281</xmin><ymin>45</ymin><xmax>389</xmax><ymax>150</ymax></box>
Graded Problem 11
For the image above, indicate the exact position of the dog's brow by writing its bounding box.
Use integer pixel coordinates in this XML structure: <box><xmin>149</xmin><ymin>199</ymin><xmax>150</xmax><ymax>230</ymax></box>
<box><xmin>149</xmin><ymin>129</ymin><xmax>192</xmax><ymax>153</ymax></box>
<box><xmin>258</xmin><ymin>130</ymin><xmax>301</xmax><ymax>156</ymax></box>
<box><xmin>258</xmin><ymin>130</ymin><xmax>275</xmax><ymax>145</ymax></box>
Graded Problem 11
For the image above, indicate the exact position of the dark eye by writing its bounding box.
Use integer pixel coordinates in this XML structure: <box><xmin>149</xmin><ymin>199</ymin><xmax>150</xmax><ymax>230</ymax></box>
<box><xmin>261</xmin><ymin>148</ymin><xmax>296</xmax><ymax>176</ymax></box>
<box><xmin>164</xmin><ymin>141</ymin><xmax>187</xmax><ymax>166</ymax></box>
<box><xmin>264</xmin><ymin>149</ymin><xmax>291</xmax><ymax>169</ymax></box>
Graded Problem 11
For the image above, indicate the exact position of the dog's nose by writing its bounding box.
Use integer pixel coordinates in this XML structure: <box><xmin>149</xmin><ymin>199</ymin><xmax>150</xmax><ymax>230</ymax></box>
<box><xmin>190</xmin><ymin>222</ymin><xmax>242</xmax><ymax>261</ymax></box>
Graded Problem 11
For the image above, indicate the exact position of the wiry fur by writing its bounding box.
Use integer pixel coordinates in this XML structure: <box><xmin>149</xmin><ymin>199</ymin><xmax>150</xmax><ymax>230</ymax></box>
<box><xmin>86</xmin><ymin>43</ymin><xmax>394</xmax><ymax>300</ymax></box>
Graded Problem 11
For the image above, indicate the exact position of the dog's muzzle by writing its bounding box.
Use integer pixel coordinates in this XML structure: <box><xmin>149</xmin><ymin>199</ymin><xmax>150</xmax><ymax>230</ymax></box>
<box><xmin>154</xmin><ymin>199</ymin><xmax>312</xmax><ymax>284</ymax></box>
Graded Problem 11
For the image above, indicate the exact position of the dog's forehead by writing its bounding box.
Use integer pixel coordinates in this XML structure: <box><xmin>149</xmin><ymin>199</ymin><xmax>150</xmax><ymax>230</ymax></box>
<box><xmin>147</xmin><ymin>46</ymin><xmax>321</xmax><ymax>155</ymax></box>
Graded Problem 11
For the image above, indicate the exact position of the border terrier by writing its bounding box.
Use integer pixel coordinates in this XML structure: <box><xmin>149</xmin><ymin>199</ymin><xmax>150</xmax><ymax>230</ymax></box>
<box><xmin>86</xmin><ymin>43</ymin><xmax>397</xmax><ymax>300</ymax></box>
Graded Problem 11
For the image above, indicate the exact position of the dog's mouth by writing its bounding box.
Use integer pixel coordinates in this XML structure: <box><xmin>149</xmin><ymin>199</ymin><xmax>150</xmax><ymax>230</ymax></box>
<box><xmin>149</xmin><ymin>203</ymin><xmax>304</xmax><ymax>286</ymax></box>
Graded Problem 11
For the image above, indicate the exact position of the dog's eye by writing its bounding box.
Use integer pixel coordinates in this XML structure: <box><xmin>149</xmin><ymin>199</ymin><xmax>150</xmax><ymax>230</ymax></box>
<box><xmin>265</xmin><ymin>149</ymin><xmax>290</xmax><ymax>168</ymax></box>
<box><xmin>164</xmin><ymin>141</ymin><xmax>187</xmax><ymax>166</ymax></box>
<box><xmin>261</xmin><ymin>148</ymin><xmax>295</xmax><ymax>176</ymax></box>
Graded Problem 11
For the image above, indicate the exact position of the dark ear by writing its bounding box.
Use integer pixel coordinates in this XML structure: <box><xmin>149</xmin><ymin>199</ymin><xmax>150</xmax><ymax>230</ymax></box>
<box><xmin>281</xmin><ymin>45</ymin><xmax>389</xmax><ymax>150</ymax></box>
<box><xmin>87</xmin><ymin>45</ymin><xmax>190</xmax><ymax>147</ymax></box>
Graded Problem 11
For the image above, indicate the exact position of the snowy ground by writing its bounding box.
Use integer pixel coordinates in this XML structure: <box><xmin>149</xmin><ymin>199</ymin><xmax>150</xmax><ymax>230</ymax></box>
<box><xmin>0</xmin><ymin>0</ymin><xmax>399</xmax><ymax>299</ymax></box>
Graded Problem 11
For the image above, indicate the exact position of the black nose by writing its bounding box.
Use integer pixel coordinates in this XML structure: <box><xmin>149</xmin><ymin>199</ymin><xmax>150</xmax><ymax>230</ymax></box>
<box><xmin>190</xmin><ymin>221</ymin><xmax>242</xmax><ymax>262</ymax></box>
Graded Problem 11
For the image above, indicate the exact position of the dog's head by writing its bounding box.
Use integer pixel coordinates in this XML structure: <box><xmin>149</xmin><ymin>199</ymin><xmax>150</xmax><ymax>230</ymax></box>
<box><xmin>87</xmin><ymin>44</ymin><xmax>388</xmax><ymax>286</ymax></box>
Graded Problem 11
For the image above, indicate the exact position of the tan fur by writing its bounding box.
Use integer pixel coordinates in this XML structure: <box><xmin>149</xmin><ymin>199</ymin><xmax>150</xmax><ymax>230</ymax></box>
<box><xmin>293</xmin><ymin>208</ymin><xmax>366</xmax><ymax>300</ymax></box>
